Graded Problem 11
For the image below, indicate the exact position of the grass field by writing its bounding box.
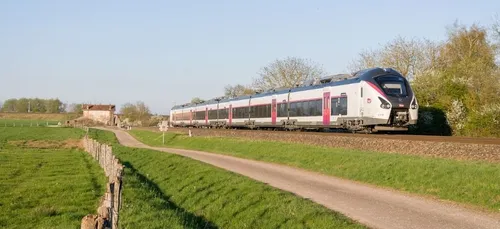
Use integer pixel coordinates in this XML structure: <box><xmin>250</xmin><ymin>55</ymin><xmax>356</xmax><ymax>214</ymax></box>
<box><xmin>127</xmin><ymin>129</ymin><xmax>500</xmax><ymax>212</ymax></box>
<box><xmin>0</xmin><ymin>119</ymin><xmax>61</xmax><ymax>127</ymax></box>
<box><xmin>87</xmin><ymin>129</ymin><xmax>366</xmax><ymax>228</ymax></box>
<box><xmin>0</xmin><ymin>127</ymin><xmax>106</xmax><ymax>229</ymax></box>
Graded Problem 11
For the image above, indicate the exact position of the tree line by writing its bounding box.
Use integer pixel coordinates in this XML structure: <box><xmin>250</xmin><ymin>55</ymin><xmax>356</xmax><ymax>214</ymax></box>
<box><xmin>0</xmin><ymin>98</ymin><xmax>67</xmax><ymax>113</ymax></box>
<box><xmin>194</xmin><ymin>19</ymin><xmax>500</xmax><ymax>137</ymax></box>
<box><xmin>348</xmin><ymin>21</ymin><xmax>500</xmax><ymax>137</ymax></box>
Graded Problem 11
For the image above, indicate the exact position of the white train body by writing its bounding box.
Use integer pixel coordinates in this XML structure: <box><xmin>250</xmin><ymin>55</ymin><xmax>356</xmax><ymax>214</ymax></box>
<box><xmin>170</xmin><ymin>68</ymin><xmax>418</xmax><ymax>132</ymax></box>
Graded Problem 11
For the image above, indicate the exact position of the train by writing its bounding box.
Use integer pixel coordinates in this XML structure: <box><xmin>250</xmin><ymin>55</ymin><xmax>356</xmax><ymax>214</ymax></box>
<box><xmin>169</xmin><ymin>67</ymin><xmax>418</xmax><ymax>133</ymax></box>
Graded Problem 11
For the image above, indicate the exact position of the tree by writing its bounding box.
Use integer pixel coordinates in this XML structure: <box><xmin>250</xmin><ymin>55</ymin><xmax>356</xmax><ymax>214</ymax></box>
<box><xmin>411</xmin><ymin>22</ymin><xmax>500</xmax><ymax>136</ymax></box>
<box><xmin>15</xmin><ymin>98</ymin><xmax>29</xmax><ymax>113</ymax></box>
<box><xmin>120</xmin><ymin>103</ymin><xmax>139</xmax><ymax>122</ymax></box>
<box><xmin>492</xmin><ymin>14</ymin><xmax>500</xmax><ymax>58</ymax></box>
<box><xmin>191</xmin><ymin>97</ymin><xmax>205</xmax><ymax>104</ymax></box>
<box><xmin>44</xmin><ymin>99</ymin><xmax>64</xmax><ymax>113</ymax></box>
<box><xmin>1</xmin><ymin>99</ymin><xmax>17</xmax><ymax>112</ymax></box>
<box><xmin>120</xmin><ymin>101</ymin><xmax>152</xmax><ymax>125</ymax></box>
<box><xmin>0</xmin><ymin>97</ymin><xmax>66</xmax><ymax>113</ymax></box>
<box><xmin>348</xmin><ymin>36</ymin><xmax>441</xmax><ymax>81</ymax></box>
<box><xmin>31</xmin><ymin>98</ymin><xmax>46</xmax><ymax>113</ymax></box>
<box><xmin>135</xmin><ymin>101</ymin><xmax>151</xmax><ymax>122</ymax></box>
<box><xmin>67</xmin><ymin>103</ymin><xmax>83</xmax><ymax>114</ymax></box>
<box><xmin>437</xmin><ymin>23</ymin><xmax>498</xmax><ymax>109</ymax></box>
<box><xmin>224</xmin><ymin>84</ymin><xmax>255</xmax><ymax>98</ymax></box>
<box><xmin>253</xmin><ymin>56</ymin><xmax>325</xmax><ymax>91</ymax></box>
<box><xmin>348</xmin><ymin>48</ymin><xmax>381</xmax><ymax>73</ymax></box>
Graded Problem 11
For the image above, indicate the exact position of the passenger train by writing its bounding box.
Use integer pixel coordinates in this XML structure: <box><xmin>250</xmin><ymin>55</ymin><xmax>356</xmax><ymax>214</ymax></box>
<box><xmin>169</xmin><ymin>67</ymin><xmax>418</xmax><ymax>133</ymax></box>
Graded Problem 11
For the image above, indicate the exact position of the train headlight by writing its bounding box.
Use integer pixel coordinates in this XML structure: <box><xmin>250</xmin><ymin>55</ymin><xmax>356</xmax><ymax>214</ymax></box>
<box><xmin>411</xmin><ymin>98</ymin><xmax>418</xmax><ymax>109</ymax></box>
<box><xmin>378</xmin><ymin>97</ymin><xmax>391</xmax><ymax>109</ymax></box>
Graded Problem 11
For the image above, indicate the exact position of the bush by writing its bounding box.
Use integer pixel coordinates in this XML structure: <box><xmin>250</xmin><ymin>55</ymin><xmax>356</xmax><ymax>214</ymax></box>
<box><xmin>462</xmin><ymin>104</ymin><xmax>500</xmax><ymax>137</ymax></box>
<box><xmin>409</xmin><ymin>106</ymin><xmax>452</xmax><ymax>136</ymax></box>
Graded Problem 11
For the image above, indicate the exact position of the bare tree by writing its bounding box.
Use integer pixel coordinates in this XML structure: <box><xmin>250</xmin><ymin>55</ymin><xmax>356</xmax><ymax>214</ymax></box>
<box><xmin>347</xmin><ymin>48</ymin><xmax>381</xmax><ymax>73</ymax></box>
<box><xmin>253</xmin><ymin>57</ymin><xmax>325</xmax><ymax>91</ymax></box>
<box><xmin>491</xmin><ymin>14</ymin><xmax>500</xmax><ymax>59</ymax></box>
<box><xmin>224</xmin><ymin>84</ymin><xmax>255</xmax><ymax>98</ymax></box>
<box><xmin>191</xmin><ymin>97</ymin><xmax>205</xmax><ymax>104</ymax></box>
<box><xmin>135</xmin><ymin>101</ymin><xmax>151</xmax><ymax>122</ymax></box>
<box><xmin>348</xmin><ymin>36</ymin><xmax>441</xmax><ymax>81</ymax></box>
<box><xmin>120</xmin><ymin>101</ymin><xmax>152</xmax><ymax>125</ymax></box>
<box><xmin>67</xmin><ymin>103</ymin><xmax>83</xmax><ymax>114</ymax></box>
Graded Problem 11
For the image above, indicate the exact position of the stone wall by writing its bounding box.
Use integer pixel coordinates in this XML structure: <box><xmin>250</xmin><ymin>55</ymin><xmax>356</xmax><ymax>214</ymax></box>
<box><xmin>83</xmin><ymin>110</ymin><xmax>113</xmax><ymax>125</ymax></box>
<box><xmin>80</xmin><ymin>136</ymin><xmax>123</xmax><ymax>229</ymax></box>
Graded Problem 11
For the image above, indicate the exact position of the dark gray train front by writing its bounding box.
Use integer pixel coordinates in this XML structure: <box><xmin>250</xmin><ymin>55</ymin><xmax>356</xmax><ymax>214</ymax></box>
<box><xmin>355</xmin><ymin>68</ymin><xmax>418</xmax><ymax>131</ymax></box>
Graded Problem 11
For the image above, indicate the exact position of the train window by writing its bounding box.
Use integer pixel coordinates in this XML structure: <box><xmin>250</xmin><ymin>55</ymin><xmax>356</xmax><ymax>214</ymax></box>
<box><xmin>375</xmin><ymin>76</ymin><xmax>408</xmax><ymax>97</ymax></box>
<box><xmin>218</xmin><ymin>108</ymin><xmax>228</xmax><ymax>119</ymax></box>
<box><xmin>208</xmin><ymin>110</ymin><xmax>217</xmax><ymax>119</ymax></box>
<box><xmin>233</xmin><ymin>107</ymin><xmax>249</xmax><ymax>119</ymax></box>
<box><xmin>302</xmin><ymin>102</ymin><xmax>310</xmax><ymax>116</ymax></box>
<box><xmin>313</xmin><ymin>100</ymin><xmax>322</xmax><ymax>116</ymax></box>
<box><xmin>193</xmin><ymin>111</ymin><xmax>204</xmax><ymax>120</ymax></box>
<box><xmin>248</xmin><ymin>104</ymin><xmax>270</xmax><ymax>118</ymax></box>
<box><xmin>277</xmin><ymin>103</ymin><xmax>287</xmax><ymax>117</ymax></box>
<box><xmin>331</xmin><ymin>97</ymin><xmax>347</xmax><ymax>116</ymax></box>
<box><xmin>331</xmin><ymin>98</ymin><xmax>339</xmax><ymax>115</ymax></box>
<box><xmin>287</xmin><ymin>100</ymin><xmax>322</xmax><ymax>117</ymax></box>
<box><xmin>339</xmin><ymin>97</ymin><xmax>347</xmax><ymax>115</ymax></box>
<box><xmin>289</xmin><ymin>103</ymin><xmax>297</xmax><ymax>117</ymax></box>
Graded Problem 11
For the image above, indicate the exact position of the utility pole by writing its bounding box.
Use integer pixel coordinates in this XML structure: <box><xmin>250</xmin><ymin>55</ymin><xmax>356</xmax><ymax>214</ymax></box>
<box><xmin>28</xmin><ymin>101</ymin><xmax>31</xmax><ymax>113</ymax></box>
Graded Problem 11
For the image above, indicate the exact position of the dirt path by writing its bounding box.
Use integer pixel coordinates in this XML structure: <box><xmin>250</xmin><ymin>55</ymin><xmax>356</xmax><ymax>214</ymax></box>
<box><xmin>104</xmin><ymin>128</ymin><xmax>500</xmax><ymax>229</ymax></box>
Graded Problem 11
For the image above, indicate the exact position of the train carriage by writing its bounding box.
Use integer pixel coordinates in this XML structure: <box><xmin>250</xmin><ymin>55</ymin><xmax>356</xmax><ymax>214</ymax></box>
<box><xmin>170</xmin><ymin>67</ymin><xmax>418</xmax><ymax>133</ymax></box>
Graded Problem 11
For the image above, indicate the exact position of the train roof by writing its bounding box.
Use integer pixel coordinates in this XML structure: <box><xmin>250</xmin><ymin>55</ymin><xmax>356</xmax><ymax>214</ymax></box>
<box><xmin>171</xmin><ymin>67</ymin><xmax>403</xmax><ymax>110</ymax></box>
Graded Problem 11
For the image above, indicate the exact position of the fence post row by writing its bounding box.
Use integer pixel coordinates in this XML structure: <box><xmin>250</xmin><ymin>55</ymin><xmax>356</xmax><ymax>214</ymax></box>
<box><xmin>81</xmin><ymin>137</ymin><xmax>124</xmax><ymax>229</ymax></box>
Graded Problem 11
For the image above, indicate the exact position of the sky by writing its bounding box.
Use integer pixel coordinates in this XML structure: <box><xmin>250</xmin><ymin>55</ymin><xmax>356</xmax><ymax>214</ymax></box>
<box><xmin>1</xmin><ymin>0</ymin><xmax>498</xmax><ymax>114</ymax></box>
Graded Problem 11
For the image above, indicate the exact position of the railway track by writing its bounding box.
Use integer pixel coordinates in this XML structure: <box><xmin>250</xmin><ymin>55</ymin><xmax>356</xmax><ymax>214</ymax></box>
<box><xmin>160</xmin><ymin>126</ymin><xmax>500</xmax><ymax>145</ymax></box>
<box><xmin>134</xmin><ymin>126</ymin><xmax>500</xmax><ymax>163</ymax></box>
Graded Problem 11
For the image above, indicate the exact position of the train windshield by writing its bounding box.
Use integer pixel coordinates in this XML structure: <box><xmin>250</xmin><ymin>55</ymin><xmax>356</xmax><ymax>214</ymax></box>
<box><xmin>374</xmin><ymin>75</ymin><xmax>408</xmax><ymax>97</ymax></box>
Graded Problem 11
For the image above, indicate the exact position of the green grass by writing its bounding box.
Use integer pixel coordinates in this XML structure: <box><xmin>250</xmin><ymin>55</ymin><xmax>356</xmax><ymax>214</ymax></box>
<box><xmin>110</xmin><ymin>144</ymin><xmax>365</xmax><ymax>229</ymax></box>
<box><xmin>128</xmin><ymin>129</ymin><xmax>500</xmax><ymax>212</ymax></box>
<box><xmin>0</xmin><ymin>128</ymin><xmax>106</xmax><ymax>229</ymax></box>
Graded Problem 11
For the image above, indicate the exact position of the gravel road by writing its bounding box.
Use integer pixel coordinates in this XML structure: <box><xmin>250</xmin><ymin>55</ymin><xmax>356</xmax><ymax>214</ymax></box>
<box><xmin>104</xmin><ymin>128</ymin><xmax>500</xmax><ymax>229</ymax></box>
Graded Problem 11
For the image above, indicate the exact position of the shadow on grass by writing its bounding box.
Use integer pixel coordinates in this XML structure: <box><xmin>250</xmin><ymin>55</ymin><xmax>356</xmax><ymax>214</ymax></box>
<box><xmin>122</xmin><ymin>161</ymin><xmax>218</xmax><ymax>229</ymax></box>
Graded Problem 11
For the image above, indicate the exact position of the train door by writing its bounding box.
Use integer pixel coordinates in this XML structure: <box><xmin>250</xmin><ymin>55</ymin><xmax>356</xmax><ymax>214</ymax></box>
<box><xmin>190</xmin><ymin>109</ymin><xmax>193</xmax><ymax>125</ymax></box>
<box><xmin>323</xmin><ymin>92</ymin><xmax>331</xmax><ymax>125</ymax></box>
<box><xmin>248</xmin><ymin>96</ymin><xmax>252</xmax><ymax>122</ymax></box>
<box><xmin>271</xmin><ymin>98</ymin><xmax>277</xmax><ymax>125</ymax></box>
<box><xmin>229</xmin><ymin>104</ymin><xmax>233</xmax><ymax>126</ymax></box>
<box><xmin>216</xmin><ymin>103</ymin><xmax>219</xmax><ymax>122</ymax></box>
<box><xmin>205</xmin><ymin>107</ymin><xmax>208</xmax><ymax>125</ymax></box>
<box><xmin>360</xmin><ymin>84</ymin><xmax>364</xmax><ymax>117</ymax></box>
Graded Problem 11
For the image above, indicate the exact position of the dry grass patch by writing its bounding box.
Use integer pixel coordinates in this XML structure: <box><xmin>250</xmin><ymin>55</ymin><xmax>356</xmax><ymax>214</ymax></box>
<box><xmin>0</xmin><ymin>112</ymin><xmax>79</xmax><ymax>120</ymax></box>
<box><xmin>8</xmin><ymin>139</ymin><xmax>83</xmax><ymax>149</ymax></box>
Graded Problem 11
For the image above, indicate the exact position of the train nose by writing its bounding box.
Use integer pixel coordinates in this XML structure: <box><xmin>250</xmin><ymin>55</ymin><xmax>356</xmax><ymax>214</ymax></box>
<box><xmin>392</xmin><ymin>109</ymin><xmax>410</xmax><ymax>125</ymax></box>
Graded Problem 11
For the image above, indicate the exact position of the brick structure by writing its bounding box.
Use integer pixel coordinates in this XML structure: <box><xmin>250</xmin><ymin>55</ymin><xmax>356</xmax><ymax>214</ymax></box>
<box><xmin>82</xmin><ymin>104</ymin><xmax>116</xmax><ymax>125</ymax></box>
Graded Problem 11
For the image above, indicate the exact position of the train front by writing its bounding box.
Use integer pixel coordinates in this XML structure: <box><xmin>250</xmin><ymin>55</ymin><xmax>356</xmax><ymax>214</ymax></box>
<box><xmin>364</xmin><ymin>68</ymin><xmax>418</xmax><ymax>131</ymax></box>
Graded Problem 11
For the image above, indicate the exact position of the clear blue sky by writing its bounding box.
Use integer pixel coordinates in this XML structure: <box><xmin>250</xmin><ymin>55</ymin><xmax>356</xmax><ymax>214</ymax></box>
<box><xmin>1</xmin><ymin>0</ymin><xmax>498</xmax><ymax>114</ymax></box>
